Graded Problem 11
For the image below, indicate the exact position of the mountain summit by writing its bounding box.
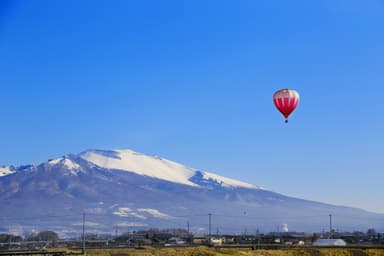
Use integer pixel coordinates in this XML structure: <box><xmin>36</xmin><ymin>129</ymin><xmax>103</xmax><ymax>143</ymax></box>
<box><xmin>79</xmin><ymin>149</ymin><xmax>260</xmax><ymax>189</ymax></box>
<box><xmin>0</xmin><ymin>149</ymin><xmax>383</xmax><ymax>235</ymax></box>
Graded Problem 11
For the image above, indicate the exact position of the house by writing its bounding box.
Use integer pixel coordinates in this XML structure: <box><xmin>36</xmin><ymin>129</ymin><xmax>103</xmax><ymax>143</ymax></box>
<box><xmin>166</xmin><ymin>237</ymin><xmax>186</xmax><ymax>245</ymax></box>
<box><xmin>192</xmin><ymin>235</ymin><xmax>206</xmax><ymax>245</ymax></box>
<box><xmin>313</xmin><ymin>239</ymin><xmax>347</xmax><ymax>246</ymax></box>
<box><xmin>209</xmin><ymin>237</ymin><xmax>224</xmax><ymax>246</ymax></box>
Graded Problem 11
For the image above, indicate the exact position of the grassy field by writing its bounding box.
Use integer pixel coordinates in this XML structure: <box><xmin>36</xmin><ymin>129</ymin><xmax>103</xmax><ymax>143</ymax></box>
<box><xmin>82</xmin><ymin>247</ymin><xmax>384</xmax><ymax>256</ymax></box>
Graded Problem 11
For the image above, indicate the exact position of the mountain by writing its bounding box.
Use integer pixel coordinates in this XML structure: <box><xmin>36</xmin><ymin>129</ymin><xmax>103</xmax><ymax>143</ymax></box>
<box><xmin>0</xmin><ymin>149</ymin><xmax>383</xmax><ymax>236</ymax></box>
<box><xmin>0</xmin><ymin>166</ymin><xmax>16</xmax><ymax>177</ymax></box>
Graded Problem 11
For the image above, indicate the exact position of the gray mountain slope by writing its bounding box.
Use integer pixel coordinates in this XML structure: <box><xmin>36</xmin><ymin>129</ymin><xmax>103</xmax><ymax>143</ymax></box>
<box><xmin>0</xmin><ymin>150</ymin><xmax>383</xmax><ymax>235</ymax></box>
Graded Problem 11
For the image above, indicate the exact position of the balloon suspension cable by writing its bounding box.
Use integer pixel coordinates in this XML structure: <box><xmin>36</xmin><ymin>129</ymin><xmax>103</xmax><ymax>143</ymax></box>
<box><xmin>285</xmin><ymin>119</ymin><xmax>288</xmax><ymax>123</ymax></box>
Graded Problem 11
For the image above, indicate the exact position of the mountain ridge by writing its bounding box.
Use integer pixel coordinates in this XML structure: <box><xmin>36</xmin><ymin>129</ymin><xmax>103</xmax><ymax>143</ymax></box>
<box><xmin>0</xmin><ymin>149</ymin><xmax>383</xmax><ymax>235</ymax></box>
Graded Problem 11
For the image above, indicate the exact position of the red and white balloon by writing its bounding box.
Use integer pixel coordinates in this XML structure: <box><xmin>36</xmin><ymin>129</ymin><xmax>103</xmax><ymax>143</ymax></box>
<box><xmin>273</xmin><ymin>89</ymin><xmax>300</xmax><ymax>123</ymax></box>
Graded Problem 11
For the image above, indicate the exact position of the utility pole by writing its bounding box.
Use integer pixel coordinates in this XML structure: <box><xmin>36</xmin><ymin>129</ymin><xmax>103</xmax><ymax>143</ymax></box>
<box><xmin>329</xmin><ymin>214</ymin><xmax>333</xmax><ymax>239</ymax></box>
<box><xmin>243</xmin><ymin>211</ymin><xmax>247</xmax><ymax>236</ymax></box>
<box><xmin>208</xmin><ymin>213</ymin><xmax>212</xmax><ymax>245</ymax></box>
<box><xmin>82</xmin><ymin>213</ymin><xmax>86</xmax><ymax>255</ymax></box>
<box><xmin>187</xmin><ymin>221</ymin><xmax>190</xmax><ymax>234</ymax></box>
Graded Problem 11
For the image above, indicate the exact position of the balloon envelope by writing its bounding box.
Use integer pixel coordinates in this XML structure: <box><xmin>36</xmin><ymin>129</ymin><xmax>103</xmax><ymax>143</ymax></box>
<box><xmin>273</xmin><ymin>89</ymin><xmax>300</xmax><ymax>122</ymax></box>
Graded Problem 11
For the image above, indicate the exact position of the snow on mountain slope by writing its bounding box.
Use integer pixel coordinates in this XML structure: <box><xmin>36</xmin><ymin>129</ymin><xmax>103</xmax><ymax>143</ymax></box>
<box><xmin>79</xmin><ymin>149</ymin><xmax>261</xmax><ymax>190</ymax></box>
<box><xmin>0</xmin><ymin>166</ymin><xmax>15</xmax><ymax>177</ymax></box>
<box><xmin>201</xmin><ymin>171</ymin><xmax>260</xmax><ymax>189</ymax></box>
<box><xmin>79</xmin><ymin>149</ymin><xmax>198</xmax><ymax>186</ymax></box>
<box><xmin>49</xmin><ymin>158</ymin><xmax>81</xmax><ymax>170</ymax></box>
<box><xmin>113</xmin><ymin>207</ymin><xmax>173</xmax><ymax>219</ymax></box>
<box><xmin>48</xmin><ymin>157</ymin><xmax>82</xmax><ymax>175</ymax></box>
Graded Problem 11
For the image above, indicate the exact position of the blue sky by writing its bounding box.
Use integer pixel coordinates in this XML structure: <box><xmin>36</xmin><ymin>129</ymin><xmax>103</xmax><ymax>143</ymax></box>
<box><xmin>0</xmin><ymin>0</ymin><xmax>383</xmax><ymax>213</ymax></box>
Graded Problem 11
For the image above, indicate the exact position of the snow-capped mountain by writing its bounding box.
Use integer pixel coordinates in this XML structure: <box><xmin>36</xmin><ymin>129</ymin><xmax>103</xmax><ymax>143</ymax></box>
<box><xmin>0</xmin><ymin>149</ymin><xmax>383</xmax><ymax>236</ymax></box>
<box><xmin>79</xmin><ymin>149</ymin><xmax>259</xmax><ymax>189</ymax></box>
<box><xmin>0</xmin><ymin>166</ymin><xmax>16</xmax><ymax>177</ymax></box>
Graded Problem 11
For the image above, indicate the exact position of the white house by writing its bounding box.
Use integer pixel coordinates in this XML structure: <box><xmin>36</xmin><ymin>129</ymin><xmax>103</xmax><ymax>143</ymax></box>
<box><xmin>313</xmin><ymin>239</ymin><xmax>347</xmax><ymax>246</ymax></box>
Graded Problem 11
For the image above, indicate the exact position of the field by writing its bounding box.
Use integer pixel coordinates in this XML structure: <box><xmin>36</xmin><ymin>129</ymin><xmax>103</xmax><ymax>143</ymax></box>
<box><xmin>82</xmin><ymin>247</ymin><xmax>384</xmax><ymax>256</ymax></box>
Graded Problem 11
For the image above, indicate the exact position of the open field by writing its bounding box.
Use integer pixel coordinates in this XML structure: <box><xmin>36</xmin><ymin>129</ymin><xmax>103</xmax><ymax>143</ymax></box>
<box><xmin>82</xmin><ymin>247</ymin><xmax>384</xmax><ymax>256</ymax></box>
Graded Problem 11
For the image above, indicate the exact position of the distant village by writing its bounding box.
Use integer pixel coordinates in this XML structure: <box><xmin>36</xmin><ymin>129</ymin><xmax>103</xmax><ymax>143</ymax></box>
<box><xmin>1</xmin><ymin>228</ymin><xmax>383</xmax><ymax>250</ymax></box>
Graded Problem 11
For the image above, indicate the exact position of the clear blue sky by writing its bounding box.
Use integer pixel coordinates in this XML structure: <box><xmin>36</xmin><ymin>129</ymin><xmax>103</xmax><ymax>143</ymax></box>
<box><xmin>0</xmin><ymin>0</ymin><xmax>383</xmax><ymax>213</ymax></box>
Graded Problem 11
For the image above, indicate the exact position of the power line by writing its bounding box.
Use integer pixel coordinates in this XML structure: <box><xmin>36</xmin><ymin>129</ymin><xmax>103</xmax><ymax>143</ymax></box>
<box><xmin>82</xmin><ymin>213</ymin><xmax>86</xmax><ymax>255</ymax></box>
<box><xmin>329</xmin><ymin>214</ymin><xmax>333</xmax><ymax>238</ymax></box>
<box><xmin>208</xmin><ymin>213</ymin><xmax>212</xmax><ymax>245</ymax></box>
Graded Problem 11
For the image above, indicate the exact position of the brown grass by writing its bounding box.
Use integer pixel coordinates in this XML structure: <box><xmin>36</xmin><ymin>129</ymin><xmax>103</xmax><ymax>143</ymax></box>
<box><xmin>81</xmin><ymin>247</ymin><xmax>384</xmax><ymax>256</ymax></box>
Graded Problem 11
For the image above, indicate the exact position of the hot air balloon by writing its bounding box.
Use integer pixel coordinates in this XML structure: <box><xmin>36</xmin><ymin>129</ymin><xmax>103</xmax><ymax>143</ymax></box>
<box><xmin>273</xmin><ymin>89</ymin><xmax>300</xmax><ymax>123</ymax></box>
